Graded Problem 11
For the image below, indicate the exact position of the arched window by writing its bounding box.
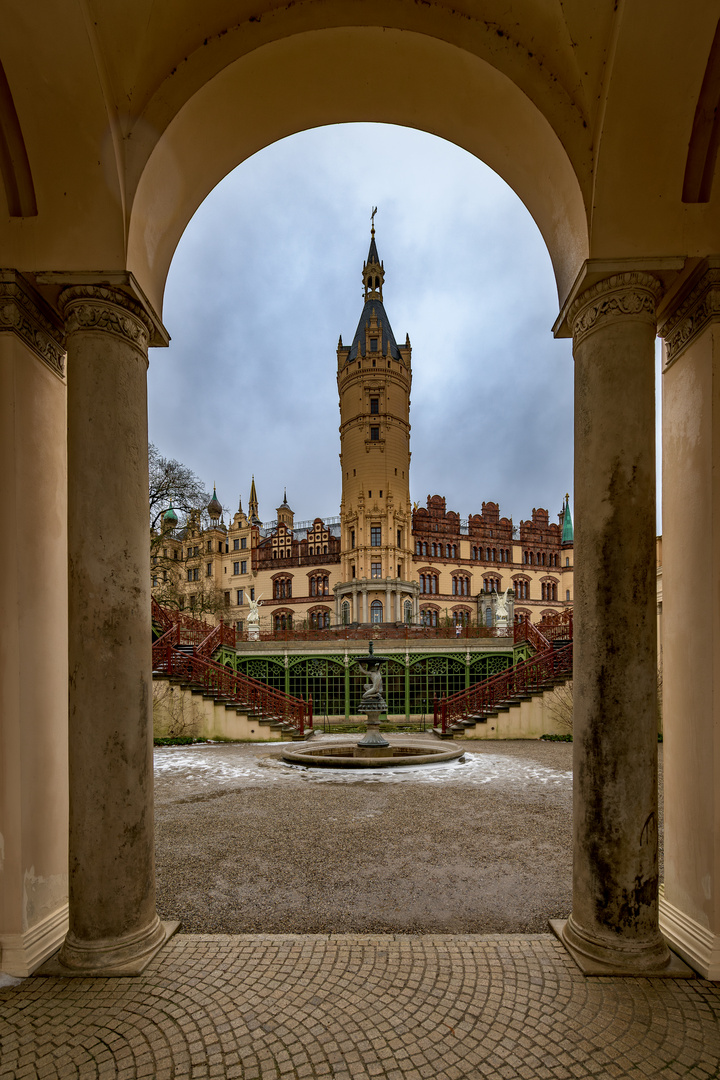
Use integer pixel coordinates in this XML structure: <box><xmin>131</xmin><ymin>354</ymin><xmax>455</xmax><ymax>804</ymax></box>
<box><xmin>404</xmin><ymin>600</ymin><xmax>413</xmax><ymax>624</ymax></box>
<box><xmin>342</xmin><ymin>600</ymin><xmax>350</xmax><ymax>625</ymax></box>
<box><xmin>370</xmin><ymin>600</ymin><xmax>383</xmax><ymax>624</ymax></box>
<box><xmin>485</xmin><ymin>607</ymin><xmax>493</xmax><ymax>627</ymax></box>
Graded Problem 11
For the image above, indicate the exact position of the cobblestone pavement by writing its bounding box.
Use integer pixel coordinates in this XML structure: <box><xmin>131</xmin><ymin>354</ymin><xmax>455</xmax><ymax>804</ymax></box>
<box><xmin>2</xmin><ymin>933</ymin><xmax>719</xmax><ymax>1079</ymax></box>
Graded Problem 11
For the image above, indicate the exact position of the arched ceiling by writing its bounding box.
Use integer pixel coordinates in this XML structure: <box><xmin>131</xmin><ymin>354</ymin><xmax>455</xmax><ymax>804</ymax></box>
<box><xmin>1</xmin><ymin>0</ymin><xmax>719</xmax><ymax>315</ymax></box>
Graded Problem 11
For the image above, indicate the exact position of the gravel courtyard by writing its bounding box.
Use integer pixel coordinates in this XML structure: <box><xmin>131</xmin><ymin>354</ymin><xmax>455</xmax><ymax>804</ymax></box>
<box><xmin>154</xmin><ymin>736</ymin><xmax>664</xmax><ymax>936</ymax></box>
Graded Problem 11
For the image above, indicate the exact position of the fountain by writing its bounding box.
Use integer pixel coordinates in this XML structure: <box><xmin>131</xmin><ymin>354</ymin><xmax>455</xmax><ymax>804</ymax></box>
<box><xmin>281</xmin><ymin>643</ymin><xmax>464</xmax><ymax>768</ymax></box>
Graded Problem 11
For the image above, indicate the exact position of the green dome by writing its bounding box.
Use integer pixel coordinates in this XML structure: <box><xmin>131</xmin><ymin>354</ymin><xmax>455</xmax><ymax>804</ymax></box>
<box><xmin>163</xmin><ymin>504</ymin><xmax>178</xmax><ymax>527</ymax></box>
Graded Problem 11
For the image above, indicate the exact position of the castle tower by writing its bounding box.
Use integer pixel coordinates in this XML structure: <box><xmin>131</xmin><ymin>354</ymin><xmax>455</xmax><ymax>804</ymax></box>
<box><xmin>334</xmin><ymin>220</ymin><xmax>419</xmax><ymax>625</ymax></box>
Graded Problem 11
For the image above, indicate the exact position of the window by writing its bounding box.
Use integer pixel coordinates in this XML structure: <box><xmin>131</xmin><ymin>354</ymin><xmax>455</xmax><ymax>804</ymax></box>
<box><xmin>241</xmin><ymin>537</ymin><xmax>247</xmax><ymax>549</ymax></box>
<box><xmin>224</xmin><ymin>591</ymin><xmax>230</xmax><ymax>607</ymax></box>
<box><xmin>371</xmin><ymin>526</ymin><xmax>381</xmax><ymax>546</ymax></box>
<box><xmin>342</xmin><ymin>601</ymin><xmax>350</xmax><ymax>625</ymax></box>
<box><xmin>233</xmin><ymin>538</ymin><xmax>240</xmax><ymax>550</ymax></box>
<box><xmin>514</xmin><ymin>579</ymin><xmax>529</xmax><ymax>600</ymax></box>
<box><xmin>206</xmin><ymin>562</ymin><xmax>212</xmax><ymax>576</ymax></box>
<box><xmin>233</xmin><ymin>561</ymin><xmax>240</xmax><ymax>575</ymax></box>
<box><xmin>370</xmin><ymin>426</ymin><xmax>379</xmax><ymax>440</ymax></box>
<box><xmin>370</xmin><ymin>397</ymin><xmax>379</xmax><ymax>414</ymax></box>
<box><xmin>370</xmin><ymin>338</ymin><xmax>378</xmax><ymax>351</ymax></box>
<box><xmin>566</xmin><ymin>589</ymin><xmax>570</xmax><ymax>601</ymax></box>
<box><xmin>250</xmin><ymin>588</ymin><xmax>255</xmax><ymax>601</ymax></box>
<box><xmin>194</xmin><ymin>546</ymin><xmax>199</xmax><ymax>557</ymax></box>
<box><xmin>371</xmin><ymin>563</ymin><xmax>382</xmax><ymax>578</ymax></box>
<box><xmin>207</xmin><ymin>540</ymin><xmax>212</xmax><ymax>552</ymax></box>
<box><xmin>404</xmin><ymin>601</ymin><xmax>413</xmax><ymax>624</ymax></box>
<box><xmin>241</xmin><ymin>560</ymin><xmax>247</xmax><ymax>574</ymax></box>
<box><xmin>237</xmin><ymin>589</ymin><xmax>244</xmax><ymax>605</ymax></box>
<box><xmin>566</xmin><ymin>556</ymin><xmax>570</xmax><ymax>566</ymax></box>
<box><xmin>421</xmin><ymin>608</ymin><xmax>438</xmax><ymax>627</ymax></box>
<box><xmin>236</xmin><ymin>620</ymin><xmax>244</xmax><ymax>633</ymax></box>
<box><xmin>187</xmin><ymin>569</ymin><xmax>193</xmax><ymax>582</ymax></box>
<box><xmin>351</xmin><ymin>529</ymin><xmax>355</xmax><ymax>548</ymax></box>
<box><xmin>274</xmin><ymin>578</ymin><xmax>292</xmax><ymax>599</ymax></box>
<box><xmin>152</xmin><ymin>575</ymin><xmax>158</xmax><ymax>587</ymax></box>
<box><xmin>397</xmin><ymin>529</ymin><xmax>402</xmax><ymax>546</ymax></box>
<box><xmin>371</xmin><ymin>600</ymin><xmax>383</xmax><ymax>623</ymax></box>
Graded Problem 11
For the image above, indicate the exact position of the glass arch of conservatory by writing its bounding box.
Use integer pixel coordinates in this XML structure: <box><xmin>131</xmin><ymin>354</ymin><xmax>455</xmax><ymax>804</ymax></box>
<box><xmin>219</xmin><ymin>642</ymin><xmax>525</xmax><ymax>721</ymax></box>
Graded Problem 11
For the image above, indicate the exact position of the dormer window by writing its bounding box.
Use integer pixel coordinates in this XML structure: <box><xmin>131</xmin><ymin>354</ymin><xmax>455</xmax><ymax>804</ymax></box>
<box><xmin>370</xmin><ymin>338</ymin><xmax>378</xmax><ymax>351</ymax></box>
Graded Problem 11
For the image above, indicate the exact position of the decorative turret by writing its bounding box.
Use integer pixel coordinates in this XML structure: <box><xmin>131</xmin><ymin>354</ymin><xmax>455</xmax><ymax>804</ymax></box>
<box><xmin>277</xmin><ymin>489</ymin><xmax>294</xmax><ymax>529</ymax></box>
<box><xmin>561</xmin><ymin>493</ymin><xmax>574</xmax><ymax>545</ymax></box>
<box><xmin>207</xmin><ymin>485</ymin><xmax>222</xmax><ymax>523</ymax></box>
<box><xmin>162</xmin><ymin>504</ymin><xmax>178</xmax><ymax>531</ymax></box>
<box><xmin>248</xmin><ymin>475</ymin><xmax>261</xmax><ymax>525</ymax></box>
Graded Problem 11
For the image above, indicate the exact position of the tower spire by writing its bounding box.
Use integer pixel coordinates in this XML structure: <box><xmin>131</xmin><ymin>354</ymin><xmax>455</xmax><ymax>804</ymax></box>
<box><xmin>363</xmin><ymin>209</ymin><xmax>384</xmax><ymax>302</ymax></box>
<box><xmin>562</xmin><ymin>493</ymin><xmax>574</xmax><ymax>544</ymax></box>
<box><xmin>248</xmin><ymin>475</ymin><xmax>260</xmax><ymax>525</ymax></box>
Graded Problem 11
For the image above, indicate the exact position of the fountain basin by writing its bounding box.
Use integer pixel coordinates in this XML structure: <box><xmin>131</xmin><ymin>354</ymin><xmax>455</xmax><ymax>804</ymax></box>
<box><xmin>282</xmin><ymin>740</ymin><xmax>465</xmax><ymax>769</ymax></box>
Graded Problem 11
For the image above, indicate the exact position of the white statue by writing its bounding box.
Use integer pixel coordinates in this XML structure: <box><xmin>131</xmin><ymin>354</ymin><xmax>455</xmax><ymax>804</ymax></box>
<box><xmin>246</xmin><ymin>593</ymin><xmax>263</xmax><ymax>624</ymax></box>
<box><xmin>496</xmin><ymin>587</ymin><xmax>511</xmax><ymax>622</ymax></box>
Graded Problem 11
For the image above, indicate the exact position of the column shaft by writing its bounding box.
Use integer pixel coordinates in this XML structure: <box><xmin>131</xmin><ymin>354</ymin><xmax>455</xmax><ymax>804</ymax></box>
<box><xmin>563</xmin><ymin>272</ymin><xmax>670</xmax><ymax>972</ymax></box>
<box><xmin>59</xmin><ymin>286</ymin><xmax>165</xmax><ymax>973</ymax></box>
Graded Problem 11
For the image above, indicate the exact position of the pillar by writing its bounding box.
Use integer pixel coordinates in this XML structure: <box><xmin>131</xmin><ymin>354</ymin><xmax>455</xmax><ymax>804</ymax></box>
<box><xmin>0</xmin><ymin>273</ymin><xmax>69</xmax><ymax>975</ymax></box>
<box><xmin>560</xmin><ymin>272</ymin><xmax>672</xmax><ymax>973</ymax></box>
<box><xmin>658</xmin><ymin>259</ymin><xmax>720</xmax><ymax>979</ymax></box>
<box><xmin>56</xmin><ymin>285</ymin><xmax>171</xmax><ymax>974</ymax></box>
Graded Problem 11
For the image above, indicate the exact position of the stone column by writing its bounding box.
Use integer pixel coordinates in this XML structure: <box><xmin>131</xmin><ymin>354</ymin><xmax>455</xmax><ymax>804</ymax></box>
<box><xmin>56</xmin><ymin>285</ymin><xmax>170</xmax><ymax>975</ymax></box>
<box><xmin>560</xmin><ymin>272</ymin><xmax>672</xmax><ymax>973</ymax></box>
<box><xmin>658</xmin><ymin>260</ymin><xmax>720</xmax><ymax>979</ymax></box>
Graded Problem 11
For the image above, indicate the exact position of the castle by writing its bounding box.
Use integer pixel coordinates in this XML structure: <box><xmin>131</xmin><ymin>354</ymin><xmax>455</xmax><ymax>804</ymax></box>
<box><xmin>153</xmin><ymin>227</ymin><xmax>574</xmax><ymax>632</ymax></box>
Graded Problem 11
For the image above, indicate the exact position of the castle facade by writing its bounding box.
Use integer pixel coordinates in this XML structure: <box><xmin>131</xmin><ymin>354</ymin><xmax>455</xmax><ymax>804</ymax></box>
<box><xmin>153</xmin><ymin>229</ymin><xmax>573</xmax><ymax>632</ymax></box>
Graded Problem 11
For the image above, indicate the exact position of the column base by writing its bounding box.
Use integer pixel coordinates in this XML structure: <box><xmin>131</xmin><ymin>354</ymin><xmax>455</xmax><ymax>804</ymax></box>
<box><xmin>549</xmin><ymin>919</ymin><xmax>694</xmax><ymax>977</ymax></box>
<box><xmin>35</xmin><ymin>918</ymin><xmax>179</xmax><ymax>977</ymax></box>
<box><xmin>0</xmin><ymin>903</ymin><xmax>69</xmax><ymax>977</ymax></box>
<box><xmin>659</xmin><ymin>886</ymin><xmax>720</xmax><ymax>980</ymax></box>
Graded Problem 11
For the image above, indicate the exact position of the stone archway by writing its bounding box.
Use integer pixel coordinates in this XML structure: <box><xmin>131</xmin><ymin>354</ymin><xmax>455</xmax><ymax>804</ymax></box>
<box><xmin>3</xmin><ymin>4</ymin><xmax>720</xmax><ymax>979</ymax></box>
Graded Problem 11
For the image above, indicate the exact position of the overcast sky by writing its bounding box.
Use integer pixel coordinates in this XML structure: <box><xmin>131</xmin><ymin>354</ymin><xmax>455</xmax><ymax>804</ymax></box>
<box><xmin>148</xmin><ymin>122</ymin><xmax>636</xmax><ymax>531</ymax></box>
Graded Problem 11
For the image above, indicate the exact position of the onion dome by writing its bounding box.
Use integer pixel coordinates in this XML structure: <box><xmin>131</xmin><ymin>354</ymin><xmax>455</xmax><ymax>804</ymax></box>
<box><xmin>162</xmin><ymin>503</ymin><xmax>178</xmax><ymax>529</ymax></box>
<box><xmin>207</xmin><ymin>485</ymin><xmax>222</xmax><ymax>522</ymax></box>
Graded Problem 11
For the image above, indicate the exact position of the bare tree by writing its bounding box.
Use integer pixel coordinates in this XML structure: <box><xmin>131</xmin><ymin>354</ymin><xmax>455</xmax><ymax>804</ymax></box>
<box><xmin>546</xmin><ymin>679</ymin><xmax>573</xmax><ymax>733</ymax></box>
<box><xmin>152</xmin><ymin>680</ymin><xmax>203</xmax><ymax>739</ymax></box>
<box><xmin>149</xmin><ymin>445</ymin><xmax>230</xmax><ymax>619</ymax></box>
<box><xmin>149</xmin><ymin>443</ymin><xmax>210</xmax><ymax>533</ymax></box>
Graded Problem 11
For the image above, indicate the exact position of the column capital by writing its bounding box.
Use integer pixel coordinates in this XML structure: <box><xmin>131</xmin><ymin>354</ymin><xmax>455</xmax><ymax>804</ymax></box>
<box><xmin>658</xmin><ymin>257</ymin><xmax>720</xmax><ymax>368</ymax></box>
<box><xmin>568</xmin><ymin>272</ymin><xmax>662</xmax><ymax>348</ymax></box>
<box><xmin>59</xmin><ymin>285</ymin><xmax>154</xmax><ymax>356</ymax></box>
<box><xmin>0</xmin><ymin>270</ymin><xmax>66</xmax><ymax>378</ymax></box>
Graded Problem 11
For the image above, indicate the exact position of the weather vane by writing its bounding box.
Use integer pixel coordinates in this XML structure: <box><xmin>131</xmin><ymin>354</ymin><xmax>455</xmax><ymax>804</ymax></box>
<box><xmin>371</xmin><ymin>206</ymin><xmax>377</xmax><ymax>233</ymax></box>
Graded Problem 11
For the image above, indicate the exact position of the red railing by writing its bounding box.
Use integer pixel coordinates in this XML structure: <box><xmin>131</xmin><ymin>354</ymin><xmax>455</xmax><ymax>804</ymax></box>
<box><xmin>514</xmin><ymin>615</ymin><xmax>550</xmax><ymax>652</ymax></box>
<box><xmin>152</xmin><ymin>642</ymin><xmax>310</xmax><ymax>730</ymax></box>
<box><xmin>436</xmin><ymin>641</ymin><xmax>573</xmax><ymax>732</ymax></box>
<box><xmin>151</xmin><ymin>599</ymin><xmax>309</xmax><ymax>731</ymax></box>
